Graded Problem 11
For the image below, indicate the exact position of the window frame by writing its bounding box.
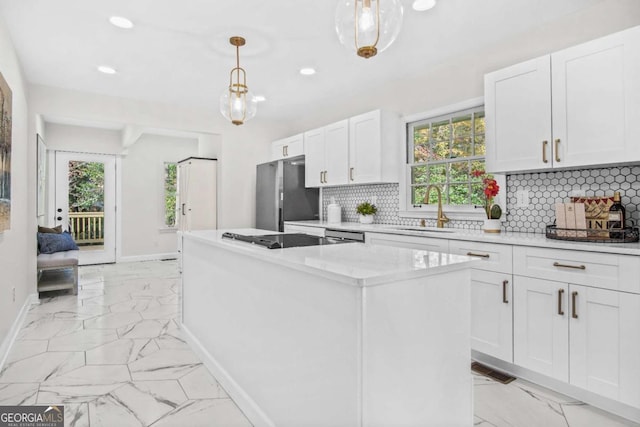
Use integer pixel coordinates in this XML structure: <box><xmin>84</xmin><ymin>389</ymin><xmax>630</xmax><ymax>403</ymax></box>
<box><xmin>399</xmin><ymin>97</ymin><xmax>505</xmax><ymax>221</ymax></box>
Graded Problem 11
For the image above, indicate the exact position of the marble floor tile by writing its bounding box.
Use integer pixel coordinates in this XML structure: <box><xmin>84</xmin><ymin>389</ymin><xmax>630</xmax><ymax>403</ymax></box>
<box><xmin>85</xmin><ymin>338</ymin><xmax>158</xmax><ymax>365</ymax></box>
<box><xmin>109</xmin><ymin>297</ymin><xmax>160</xmax><ymax>313</ymax></box>
<box><xmin>0</xmin><ymin>352</ymin><xmax>85</xmax><ymax>383</ymax></box>
<box><xmin>84</xmin><ymin>312</ymin><xmax>142</xmax><ymax>329</ymax></box>
<box><xmin>138</xmin><ymin>304</ymin><xmax>179</xmax><ymax>320</ymax></box>
<box><xmin>0</xmin><ymin>383</ymin><xmax>39</xmax><ymax>405</ymax></box>
<box><xmin>128</xmin><ymin>349</ymin><xmax>202</xmax><ymax>381</ymax></box>
<box><xmin>42</xmin><ymin>365</ymin><xmax>131</xmax><ymax>387</ymax></box>
<box><xmin>179</xmin><ymin>365</ymin><xmax>229</xmax><ymax>399</ymax></box>
<box><xmin>38</xmin><ymin>384</ymin><xmax>126</xmax><ymax>404</ymax></box>
<box><xmin>117</xmin><ymin>319</ymin><xmax>173</xmax><ymax>339</ymax></box>
<box><xmin>47</xmin><ymin>329</ymin><xmax>118</xmax><ymax>352</ymax></box>
<box><xmin>18</xmin><ymin>318</ymin><xmax>83</xmax><ymax>340</ymax></box>
<box><xmin>475</xmin><ymin>381</ymin><xmax>568</xmax><ymax>427</ymax></box>
<box><xmin>106</xmin><ymin>380</ymin><xmax>188</xmax><ymax>426</ymax></box>
<box><xmin>5</xmin><ymin>340</ymin><xmax>48</xmax><ymax>363</ymax></box>
<box><xmin>157</xmin><ymin>294</ymin><xmax>179</xmax><ymax>305</ymax></box>
<box><xmin>62</xmin><ymin>403</ymin><xmax>90</xmax><ymax>427</ymax></box>
<box><xmin>151</xmin><ymin>399</ymin><xmax>253</xmax><ymax>427</ymax></box>
<box><xmin>154</xmin><ymin>334</ymin><xmax>189</xmax><ymax>350</ymax></box>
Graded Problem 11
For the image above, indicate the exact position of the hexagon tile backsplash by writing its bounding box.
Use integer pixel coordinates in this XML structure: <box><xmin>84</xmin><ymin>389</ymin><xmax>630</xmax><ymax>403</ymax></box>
<box><xmin>321</xmin><ymin>165</ymin><xmax>640</xmax><ymax>234</ymax></box>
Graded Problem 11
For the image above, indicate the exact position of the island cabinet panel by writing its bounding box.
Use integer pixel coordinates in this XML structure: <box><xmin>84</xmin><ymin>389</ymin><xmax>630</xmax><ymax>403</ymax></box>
<box><xmin>180</xmin><ymin>231</ymin><xmax>474</xmax><ymax>427</ymax></box>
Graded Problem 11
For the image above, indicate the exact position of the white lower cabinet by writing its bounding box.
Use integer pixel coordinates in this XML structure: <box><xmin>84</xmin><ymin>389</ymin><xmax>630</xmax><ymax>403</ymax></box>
<box><xmin>514</xmin><ymin>276</ymin><xmax>640</xmax><ymax>408</ymax></box>
<box><xmin>470</xmin><ymin>270</ymin><xmax>513</xmax><ymax>362</ymax></box>
<box><xmin>513</xmin><ymin>276</ymin><xmax>569</xmax><ymax>381</ymax></box>
<box><xmin>570</xmin><ymin>285</ymin><xmax>640</xmax><ymax>407</ymax></box>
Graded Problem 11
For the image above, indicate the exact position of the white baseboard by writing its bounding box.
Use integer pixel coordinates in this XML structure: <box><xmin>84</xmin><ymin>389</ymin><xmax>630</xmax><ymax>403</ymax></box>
<box><xmin>117</xmin><ymin>252</ymin><xmax>178</xmax><ymax>263</ymax></box>
<box><xmin>181</xmin><ymin>324</ymin><xmax>274</xmax><ymax>427</ymax></box>
<box><xmin>0</xmin><ymin>293</ymin><xmax>39</xmax><ymax>372</ymax></box>
<box><xmin>472</xmin><ymin>351</ymin><xmax>640</xmax><ymax>424</ymax></box>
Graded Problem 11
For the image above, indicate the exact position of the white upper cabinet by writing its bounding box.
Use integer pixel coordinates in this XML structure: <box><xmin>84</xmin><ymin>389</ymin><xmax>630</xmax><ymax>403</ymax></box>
<box><xmin>485</xmin><ymin>25</ymin><xmax>640</xmax><ymax>173</ymax></box>
<box><xmin>551</xmin><ymin>27</ymin><xmax>640</xmax><ymax>168</ymax></box>
<box><xmin>303</xmin><ymin>110</ymin><xmax>400</xmax><ymax>188</ymax></box>
<box><xmin>348</xmin><ymin>110</ymin><xmax>400</xmax><ymax>184</ymax></box>
<box><xmin>304</xmin><ymin>120</ymin><xmax>349</xmax><ymax>188</ymax></box>
<box><xmin>485</xmin><ymin>56</ymin><xmax>552</xmax><ymax>172</ymax></box>
<box><xmin>270</xmin><ymin>134</ymin><xmax>304</xmax><ymax>161</ymax></box>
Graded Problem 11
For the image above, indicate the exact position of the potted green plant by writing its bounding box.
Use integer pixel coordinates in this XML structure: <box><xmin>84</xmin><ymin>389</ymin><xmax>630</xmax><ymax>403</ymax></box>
<box><xmin>356</xmin><ymin>201</ymin><xmax>377</xmax><ymax>224</ymax></box>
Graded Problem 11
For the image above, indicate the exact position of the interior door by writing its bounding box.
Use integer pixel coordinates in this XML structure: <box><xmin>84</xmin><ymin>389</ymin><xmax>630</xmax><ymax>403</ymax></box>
<box><xmin>55</xmin><ymin>151</ymin><xmax>116</xmax><ymax>265</ymax></box>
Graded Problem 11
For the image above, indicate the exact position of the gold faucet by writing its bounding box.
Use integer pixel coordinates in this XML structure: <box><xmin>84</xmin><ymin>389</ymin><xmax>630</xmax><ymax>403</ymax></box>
<box><xmin>424</xmin><ymin>184</ymin><xmax>450</xmax><ymax>228</ymax></box>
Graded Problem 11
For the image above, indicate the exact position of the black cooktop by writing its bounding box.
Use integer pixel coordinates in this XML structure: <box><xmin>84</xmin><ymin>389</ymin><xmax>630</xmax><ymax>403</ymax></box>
<box><xmin>221</xmin><ymin>232</ymin><xmax>352</xmax><ymax>249</ymax></box>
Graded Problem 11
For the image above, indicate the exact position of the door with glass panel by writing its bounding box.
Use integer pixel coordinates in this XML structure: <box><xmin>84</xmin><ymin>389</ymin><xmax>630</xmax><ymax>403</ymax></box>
<box><xmin>54</xmin><ymin>152</ymin><xmax>116</xmax><ymax>265</ymax></box>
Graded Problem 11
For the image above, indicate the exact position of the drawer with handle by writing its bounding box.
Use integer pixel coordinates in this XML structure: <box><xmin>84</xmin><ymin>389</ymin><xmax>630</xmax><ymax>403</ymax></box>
<box><xmin>448</xmin><ymin>240</ymin><xmax>512</xmax><ymax>274</ymax></box>
<box><xmin>513</xmin><ymin>246</ymin><xmax>640</xmax><ymax>293</ymax></box>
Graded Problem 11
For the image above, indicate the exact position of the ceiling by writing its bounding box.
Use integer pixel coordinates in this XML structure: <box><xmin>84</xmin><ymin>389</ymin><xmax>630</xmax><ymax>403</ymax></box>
<box><xmin>0</xmin><ymin>0</ymin><xmax>603</xmax><ymax>124</ymax></box>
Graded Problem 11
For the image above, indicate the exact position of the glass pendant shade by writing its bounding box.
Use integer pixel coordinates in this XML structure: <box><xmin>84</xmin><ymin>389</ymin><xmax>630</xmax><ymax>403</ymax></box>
<box><xmin>219</xmin><ymin>36</ymin><xmax>257</xmax><ymax>125</ymax></box>
<box><xmin>335</xmin><ymin>0</ymin><xmax>403</xmax><ymax>58</ymax></box>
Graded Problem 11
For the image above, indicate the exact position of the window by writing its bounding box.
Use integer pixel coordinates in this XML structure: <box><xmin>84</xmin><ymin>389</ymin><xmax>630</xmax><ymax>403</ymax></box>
<box><xmin>406</xmin><ymin>105</ymin><xmax>487</xmax><ymax>214</ymax></box>
<box><xmin>164</xmin><ymin>163</ymin><xmax>177</xmax><ymax>228</ymax></box>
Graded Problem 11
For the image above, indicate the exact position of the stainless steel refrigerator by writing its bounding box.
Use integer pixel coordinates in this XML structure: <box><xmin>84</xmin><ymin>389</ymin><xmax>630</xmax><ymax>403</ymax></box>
<box><xmin>256</xmin><ymin>156</ymin><xmax>319</xmax><ymax>232</ymax></box>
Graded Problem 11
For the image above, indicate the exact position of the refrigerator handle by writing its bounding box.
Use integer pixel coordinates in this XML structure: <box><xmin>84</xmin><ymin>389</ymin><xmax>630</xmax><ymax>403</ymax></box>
<box><xmin>181</xmin><ymin>203</ymin><xmax>186</xmax><ymax>216</ymax></box>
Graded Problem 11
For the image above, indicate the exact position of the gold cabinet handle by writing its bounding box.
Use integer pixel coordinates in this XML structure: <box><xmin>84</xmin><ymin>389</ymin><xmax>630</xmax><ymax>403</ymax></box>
<box><xmin>558</xmin><ymin>289</ymin><xmax>565</xmax><ymax>316</ymax></box>
<box><xmin>571</xmin><ymin>291</ymin><xmax>578</xmax><ymax>319</ymax></box>
<box><xmin>282</xmin><ymin>146</ymin><xmax>286</xmax><ymax>157</ymax></box>
<box><xmin>350</xmin><ymin>167</ymin><xmax>355</xmax><ymax>181</ymax></box>
<box><xmin>320</xmin><ymin>171</ymin><xmax>324</xmax><ymax>184</ymax></box>
<box><xmin>542</xmin><ymin>140</ymin><xmax>549</xmax><ymax>163</ymax></box>
<box><xmin>502</xmin><ymin>280</ymin><xmax>509</xmax><ymax>304</ymax></box>
<box><xmin>466</xmin><ymin>252</ymin><xmax>490</xmax><ymax>258</ymax></box>
<box><xmin>285</xmin><ymin>145</ymin><xmax>289</xmax><ymax>157</ymax></box>
<box><xmin>323</xmin><ymin>171</ymin><xmax>327</xmax><ymax>184</ymax></box>
<box><xmin>553</xmin><ymin>262</ymin><xmax>586</xmax><ymax>270</ymax></box>
<box><xmin>554</xmin><ymin>139</ymin><xmax>560</xmax><ymax>162</ymax></box>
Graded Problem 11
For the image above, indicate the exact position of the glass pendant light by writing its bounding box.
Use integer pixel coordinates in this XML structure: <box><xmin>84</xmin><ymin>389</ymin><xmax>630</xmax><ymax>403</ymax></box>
<box><xmin>335</xmin><ymin>0</ymin><xmax>403</xmax><ymax>59</ymax></box>
<box><xmin>219</xmin><ymin>36</ymin><xmax>257</xmax><ymax>125</ymax></box>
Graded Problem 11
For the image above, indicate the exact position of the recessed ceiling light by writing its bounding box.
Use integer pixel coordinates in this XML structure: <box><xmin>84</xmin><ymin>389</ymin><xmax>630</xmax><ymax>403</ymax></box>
<box><xmin>254</xmin><ymin>95</ymin><xmax>267</xmax><ymax>102</ymax></box>
<box><xmin>412</xmin><ymin>0</ymin><xmax>437</xmax><ymax>11</ymax></box>
<box><xmin>97</xmin><ymin>65</ymin><xmax>117</xmax><ymax>75</ymax></box>
<box><xmin>109</xmin><ymin>16</ymin><xmax>134</xmax><ymax>29</ymax></box>
<box><xmin>299</xmin><ymin>67</ymin><xmax>316</xmax><ymax>76</ymax></box>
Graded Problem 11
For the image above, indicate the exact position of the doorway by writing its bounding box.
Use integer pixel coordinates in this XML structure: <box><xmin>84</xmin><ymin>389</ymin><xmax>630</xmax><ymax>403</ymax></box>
<box><xmin>54</xmin><ymin>152</ymin><xmax>116</xmax><ymax>265</ymax></box>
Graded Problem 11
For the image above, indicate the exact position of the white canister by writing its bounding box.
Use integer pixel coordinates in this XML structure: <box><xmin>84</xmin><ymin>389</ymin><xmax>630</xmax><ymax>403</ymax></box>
<box><xmin>327</xmin><ymin>204</ymin><xmax>342</xmax><ymax>224</ymax></box>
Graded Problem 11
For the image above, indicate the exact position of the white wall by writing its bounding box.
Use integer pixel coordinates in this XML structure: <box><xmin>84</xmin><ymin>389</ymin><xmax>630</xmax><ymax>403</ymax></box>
<box><xmin>120</xmin><ymin>134</ymin><xmax>199</xmax><ymax>259</ymax></box>
<box><xmin>45</xmin><ymin>122</ymin><xmax>122</xmax><ymax>154</ymax></box>
<box><xmin>0</xmin><ymin>16</ymin><xmax>35</xmax><ymax>348</ymax></box>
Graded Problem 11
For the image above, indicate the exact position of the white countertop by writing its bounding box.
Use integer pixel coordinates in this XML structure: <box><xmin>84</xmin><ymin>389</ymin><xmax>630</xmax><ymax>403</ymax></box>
<box><xmin>182</xmin><ymin>229</ymin><xmax>478</xmax><ymax>287</ymax></box>
<box><xmin>286</xmin><ymin>220</ymin><xmax>640</xmax><ymax>256</ymax></box>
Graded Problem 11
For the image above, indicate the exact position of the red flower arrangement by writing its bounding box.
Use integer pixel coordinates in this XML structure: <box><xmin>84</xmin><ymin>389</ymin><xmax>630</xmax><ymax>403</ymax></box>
<box><xmin>472</xmin><ymin>169</ymin><xmax>501</xmax><ymax>219</ymax></box>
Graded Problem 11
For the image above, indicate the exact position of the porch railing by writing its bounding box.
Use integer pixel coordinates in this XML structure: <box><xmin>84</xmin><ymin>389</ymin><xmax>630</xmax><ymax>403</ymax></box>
<box><xmin>69</xmin><ymin>212</ymin><xmax>104</xmax><ymax>245</ymax></box>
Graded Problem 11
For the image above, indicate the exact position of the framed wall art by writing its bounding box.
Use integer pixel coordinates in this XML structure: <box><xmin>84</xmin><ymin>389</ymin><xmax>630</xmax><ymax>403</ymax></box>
<box><xmin>0</xmin><ymin>72</ymin><xmax>12</xmax><ymax>233</ymax></box>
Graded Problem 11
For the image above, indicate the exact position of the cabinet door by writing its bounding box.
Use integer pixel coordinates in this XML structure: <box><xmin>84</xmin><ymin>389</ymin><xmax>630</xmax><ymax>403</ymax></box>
<box><xmin>349</xmin><ymin>111</ymin><xmax>381</xmax><ymax>184</ymax></box>
<box><xmin>304</xmin><ymin>128</ymin><xmax>325</xmax><ymax>188</ymax></box>
<box><xmin>470</xmin><ymin>271</ymin><xmax>513</xmax><ymax>362</ymax></box>
<box><xmin>513</xmin><ymin>276</ymin><xmax>569</xmax><ymax>382</ymax></box>
<box><xmin>284</xmin><ymin>134</ymin><xmax>304</xmax><ymax>158</ymax></box>
<box><xmin>270</xmin><ymin>140</ymin><xmax>286</xmax><ymax>161</ymax></box>
<box><xmin>324</xmin><ymin>120</ymin><xmax>349</xmax><ymax>186</ymax></box>
<box><xmin>485</xmin><ymin>55</ymin><xmax>552</xmax><ymax>173</ymax></box>
<box><xmin>552</xmin><ymin>26</ymin><xmax>640</xmax><ymax>168</ymax></box>
<box><xmin>569</xmin><ymin>285</ymin><xmax>640</xmax><ymax>407</ymax></box>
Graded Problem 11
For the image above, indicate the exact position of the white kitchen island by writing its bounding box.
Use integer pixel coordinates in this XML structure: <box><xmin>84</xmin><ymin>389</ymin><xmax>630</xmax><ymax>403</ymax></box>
<box><xmin>180</xmin><ymin>229</ymin><xmax>478</xmax><ymax>427</ymax></box>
